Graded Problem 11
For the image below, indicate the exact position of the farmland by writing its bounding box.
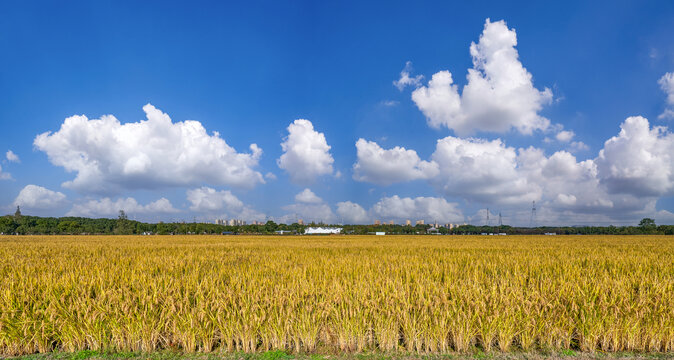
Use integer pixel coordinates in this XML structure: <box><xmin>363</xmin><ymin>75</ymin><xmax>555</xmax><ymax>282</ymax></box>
<box><xmin>0</xmin><ymin>235</ymin><xmax>672</xmax><ymax>356</ymax></box>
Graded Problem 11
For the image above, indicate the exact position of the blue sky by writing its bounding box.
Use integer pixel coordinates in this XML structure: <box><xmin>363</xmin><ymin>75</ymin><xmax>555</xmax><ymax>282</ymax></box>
<box><xmin>1</xmin><ymin>1</ymin><xmax>674</xmax><ymax>225</ymax></box>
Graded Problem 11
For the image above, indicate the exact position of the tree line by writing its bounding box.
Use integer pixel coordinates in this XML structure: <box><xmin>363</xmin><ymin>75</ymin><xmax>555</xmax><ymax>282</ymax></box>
<box><xmin>1</xmin><ymin>212</ymin><xmax>672</xmax><ymax>235</ymax></box>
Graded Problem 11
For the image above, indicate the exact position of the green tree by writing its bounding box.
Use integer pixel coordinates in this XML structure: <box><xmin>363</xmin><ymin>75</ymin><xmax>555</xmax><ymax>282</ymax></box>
<box><xmin>0</xmin><ymin>216</ymin><xmax>17</xmax><ymax>234</ymax></box>
<box><xmin>264</xmin><ymin>220</ymin><xmax>278</xmax><ymax>233</ymax></box>
<box><xmin>114</xmin><ymin>210</ymin><xmax>134</xmax><ymax>235</ymax></box>
<box><xmin>639</xmin><ymin>218</ymin><xmax>656</xmax><ymax>228</ymax></box>
<box><xmin>638</xmin><ymin>218</ymin><xmax>656</xmax><ymax>234</ymax></box>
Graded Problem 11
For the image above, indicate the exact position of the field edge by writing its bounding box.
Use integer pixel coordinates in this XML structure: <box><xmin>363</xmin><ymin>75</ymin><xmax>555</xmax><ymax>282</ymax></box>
<box><xmin>4</xmin><ymin>350</ymin><xmax>674</xmax><ymax>360</ymax></box>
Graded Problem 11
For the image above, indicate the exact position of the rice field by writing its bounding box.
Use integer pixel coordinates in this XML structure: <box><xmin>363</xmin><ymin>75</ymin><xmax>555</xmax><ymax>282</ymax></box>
<box><xmin>0</xmin><ymin>235</ymin><xmax>672</xmax><ymax>356</ymax></box>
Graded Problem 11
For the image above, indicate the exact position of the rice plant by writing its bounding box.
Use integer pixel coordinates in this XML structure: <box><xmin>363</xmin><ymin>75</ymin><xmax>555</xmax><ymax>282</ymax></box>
<box><xmin>0</xmin><ymin>235</ymin><xmax>672</xmax><ymax>355</ymax></box>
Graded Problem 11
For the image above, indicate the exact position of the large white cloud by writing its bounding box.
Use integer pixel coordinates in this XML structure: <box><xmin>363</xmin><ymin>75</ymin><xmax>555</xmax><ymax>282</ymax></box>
<box><xmin>596</xmin><ymin>116</ymin><xmax>674</xmax><ymax>197</ymax></box>
<box><xmin>34</xmin><ymin>104</ymin><xmax>264</xmax><ymax>195</ymax></box>
<box><xmin>67</xmin><ymin>197</ymin><xmax>178</xmax><ymax>217</ymax></box>
<box><xmin>186</xmin><ymin>186</ymin><xmax>264</xmax><ymax>221</ymax></box>
<box><xmin>277</xmin><ymin>119</ymin><xmax>334</xmax><ymax>184</ymax></box>
<box><xmin>659</xmin><ymin>72</ymin><xmax>674</xmax><ymax>120</ymax></box>
<box><xmin>352</xmin><ymin>139</ymin><xmax>439</xmax><ymax>185</ymax></box>
<box><xmin>430</xmin><ymin>136</ymin><xmax>539</xmax><ymax>204</ymax></box>
<box><xmin>370</xmin><ymin>195</ymin><xmax>464</xmax><ymax>223</ymax></box>
<box><xmin>351</xmin><ymin>113</ymin><xmax>674</xmax><ymax>225</ymax></box>
<box><xmin>5</xmin><ymin>150</ymin><xmax>20</xmax><ymax>163</ymax></box>
<box><xmin>411</xmin><ymin>19</ymin><xmax>553</xmax><ymax>136</ymax></box>
<box><xmin>14</xmin><ymin>185</ymin><xmax>67</xmax><ymax>210</ymax></box>
<box><xmin>336</xmin><ymin>201</ymin><xmax>369</xmax><ymax>224</ymax></box>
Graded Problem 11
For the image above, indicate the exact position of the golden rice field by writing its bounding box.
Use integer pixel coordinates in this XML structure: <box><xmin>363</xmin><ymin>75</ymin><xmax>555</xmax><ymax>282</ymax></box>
<box><xmin>0</xmin><ymin>235</ymin><xmax>673</xmax><ymax>356</ymax></box>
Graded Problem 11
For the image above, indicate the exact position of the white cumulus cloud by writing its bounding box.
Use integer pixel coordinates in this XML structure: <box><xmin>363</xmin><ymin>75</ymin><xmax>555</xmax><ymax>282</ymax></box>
<box><xmin>6</xmin><ymin>150</ymin><xmax>20</xmax><ymax>163</ymax></box>
<box><xmin>431</xmin><ymin>136</ymin><xmax>539</xmax><ymax>204</ymax></box>
<box><xmin>186</xmin><ymin>186</ymin><xmax>264</xmax><ymax>221</ymax></box>
<box><xmin>277</xmin><ymin>119</ymin><xmax>334</xmax><ymax>184</ymax></box>
<box><xmin>596</xmin><ymin>116</ymin><xmax>674</xmax><ymax>197</ymax></box>
<box><xmin>353</xmin><ymin>139</ymin><xmax>439</xmax><ymax>185</ymax></box>
<box><xmin>336</xmin><ymin>201</ymin><xmax>369</xmax><ymax>224</ymax></box>
<box><xmin>14</xmin><ymin>185</ymin><xmax>67</xmax><ymax>210</ymax></box>
<box><xmin>370</xmin><ymin>195</ymin><xmax>464</xmax><ymax>223</ymax></box>
<box><xmin>34</xmin><ymin>104</ymin><xmax>264</xmax><ymax>195</ymax></box>
<box><xmin>411</xmin><ymin>18</ymin><xmax>553</xmax><ymax>136</ymax></box>
<box><xmin>295</xmin><ymin>188</ymin><xmax>322</xmax><ymax>204</ymax></box>
<box><xmin>393</xmin><ymin>61</ymin><xmax>424</xmax><ymax>91</ymax></box>
<box><xmin>659</xmin><ymin>72</ymin><xmax>674</xmax><ymax>120</ymax></box>
<box><xmin>555</xmin><ymin>130</ymin><xmax>575</xmax><ymax>143</ymax></box>
<box><xmin>68</xmin><ymin>197</ymin><xmax>178</xmax><ymax>218</ymax></box>
<box><xmin>281</xmin><ymin>188</ymin><xmax>336</xmax><ymax>223</ymax></box>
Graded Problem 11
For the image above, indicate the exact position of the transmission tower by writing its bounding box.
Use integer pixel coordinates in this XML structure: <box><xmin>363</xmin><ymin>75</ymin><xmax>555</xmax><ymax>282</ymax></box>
<box><xmin>498</xmin><ymin>212</ymin><xmax>503</xmax><ymax>227</ymax></box>
<box><xmin>530</xmin><ymin>201</ymin><xmax>537</xmax><ymax>227</ymax></box>
<box><xmin>486</xmin><ymin>208</ymin><xmax>489</xmax><ymax>226</ymax></box>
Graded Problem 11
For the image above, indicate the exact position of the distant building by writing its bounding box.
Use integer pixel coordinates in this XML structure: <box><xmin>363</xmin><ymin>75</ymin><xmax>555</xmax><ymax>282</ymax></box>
<box><xmin>388</xmin><ymin>220</ymin><xmax>394</xmax><ymax>225</ymax></box>
<box><xmin>298</xmin><ymin>219</ymin><xmax>304</xmax><ymax>225</ymax></box>
<box><xmin>374</xmin><ymin>220</ymin><xmax>381</xmax><ymax>225</ymax></box>
<box><xmin>305</xmin><ymin>227</ymin><xmax>342</xmax><ymax>235</ymax></box>
<box><xmin>225</xmin><ymin>219</ymin><xmax>246</xmax><ymax>226</ymax></box>
<box><xmin>406</xmin><ymin>220</ymin><xmax>411</xmax><ymax>226</ymax></box>
<box><xmin>375</xmin><ymin>232</ymin><xmax>386</xmax><ymax>236</ymax></box>
<box><xmin>428</xmin><ymin>227</ymin><xmax>439</xmax><ymax>234</ymax></box>
<box><xmin>416</xmin><ymin>220</ymin><xmax>425</xmax><ymax>225</ymax></box>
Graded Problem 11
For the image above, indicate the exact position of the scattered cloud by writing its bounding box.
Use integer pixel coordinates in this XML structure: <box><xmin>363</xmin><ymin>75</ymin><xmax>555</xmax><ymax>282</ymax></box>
<box><xmin>649</xmin><ymin>48</ymin><xmax>659</xmax><ymax>60</ymax></box>
<box><xmin>34</xmin><ymin>104</ymin><xmax>264</xmax><ymax>195</ymax></box>
<box><xmin>264</xmin><ymin>172</ymin><xmax>277</xmax><ymax>181</ymax></box>
<box><xmin>555</xmin><ymin>130</ymin><xmax>575</xmax><ymax>143</ymax></box>
<box><xmin>277</xmin><ymin>119</ymin><xmax>334</xmax><ymax>184</ymax></box>
<box><xmin>569</xmin><ymin>141</ymin><xmax>589</xmax><ymax>152</ymax></box>
<box><xmin>6</xmin><ymin>150</ymin><xmax>20</xmax><ymax>163</ymax></box>
<box><xmin>14</xmin><ymin>185</ymin><xmax>66</xmax><ymax>210</ymax></box>
<box><xmin>380</xmin><ymin>100</ymin><xmax>399</xmax><ymax>107</ymax></box>
<box><xmin>353</xmin><ymin>139</ymin><xmax>438</xmax><ymax>185</ymax></box>
<box><xmin>411</xmin><ymin>19</ymin><xmax>553</xmax><ymax>136</ymax></box>
<box><xmin>0</xmin><ymin>165</ymin><xmax>10</xmax><ymax>180</ymax></box>
<box><xmin>67</xmin><ymin>197</ymin><xmax>178</xmax><ymax>217</ymax></box>
<box><xmin>295</xmin><ymin>188</ymin><xmax>323</xmax><ymax>204</ymax></box>
<box><xmin>659</xmin><ymin>72</ymin><xmax>674</xmax><ymax>120</ymax></box>
<box><xmin>393</xmin><ymin>61</ymin><xmax>423</xmax><ymax>91</ymax></box>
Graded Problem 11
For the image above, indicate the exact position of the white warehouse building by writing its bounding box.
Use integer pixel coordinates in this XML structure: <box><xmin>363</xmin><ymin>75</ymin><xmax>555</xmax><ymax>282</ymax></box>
<box><xmin>305</xmin><ymin>227</ymin><xmax>342</xmax><ymax>235</ymax></box>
